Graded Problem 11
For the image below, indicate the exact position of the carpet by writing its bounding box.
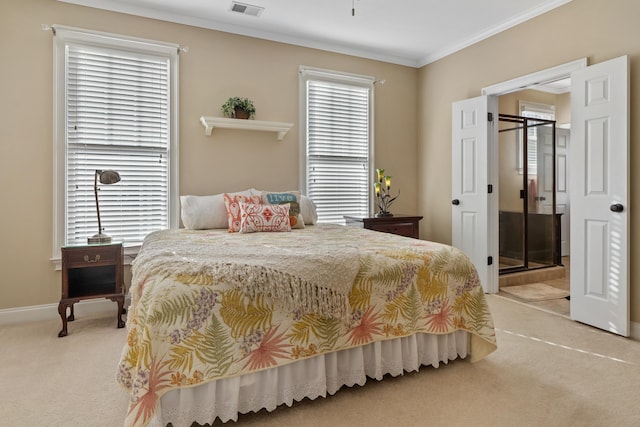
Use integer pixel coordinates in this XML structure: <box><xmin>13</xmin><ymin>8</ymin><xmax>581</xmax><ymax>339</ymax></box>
<box><xmin>500</xmin><ymin>282</ymin><xmax>569</xmax><ymax>301</ymax></box>
<box><xmin>2</xmin><ymin>295</ymin><xmax>640</xmax><ymax>427</ymax></box>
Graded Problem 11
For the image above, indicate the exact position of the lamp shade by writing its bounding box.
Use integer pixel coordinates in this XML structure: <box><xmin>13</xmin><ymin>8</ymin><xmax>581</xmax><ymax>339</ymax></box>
<box><xmin>98</xmin><ymin>170</ymin><xmax>121</xmax><ymax>185</ymax></box>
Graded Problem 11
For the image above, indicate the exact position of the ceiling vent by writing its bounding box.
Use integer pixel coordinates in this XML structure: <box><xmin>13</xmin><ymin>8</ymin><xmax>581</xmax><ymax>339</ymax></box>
<box><xmin>230</xmin><ymin>1</ymin><xmax>264</xmax><ymax>17</ymax></box>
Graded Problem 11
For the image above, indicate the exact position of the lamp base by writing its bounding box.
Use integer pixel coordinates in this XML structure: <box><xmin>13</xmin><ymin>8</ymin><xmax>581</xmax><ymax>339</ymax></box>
<box><xmin>88</xmin><ymin>233</ymin><xmax>112</xmax><ymax>244</ymax></box>
<box><xmin>375</xmin><ymin>212</ymin><xmax>394</xmax><ymax>217</ymax></box>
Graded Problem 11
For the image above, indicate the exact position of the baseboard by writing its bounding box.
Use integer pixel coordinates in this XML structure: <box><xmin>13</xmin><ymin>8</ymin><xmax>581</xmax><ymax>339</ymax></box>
<box><xmin>0</xmin><ymin>296</ymin><xmax>131</xmax><ymax>327</ymax></box>
<box><xmin>630</xmin><ymin>321</ymin><xmax>640</xmax><ymax>341</ymax></box>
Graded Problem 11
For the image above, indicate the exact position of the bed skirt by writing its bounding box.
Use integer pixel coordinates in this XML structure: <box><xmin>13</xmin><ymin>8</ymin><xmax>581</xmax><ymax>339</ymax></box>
<box><xmin>148</xmin><ymin>331</ymin><xmax>470</xmax><ymax>427</ymax></box>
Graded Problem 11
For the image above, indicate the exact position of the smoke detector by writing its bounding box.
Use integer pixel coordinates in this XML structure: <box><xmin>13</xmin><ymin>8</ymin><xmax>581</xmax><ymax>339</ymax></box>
<box><xmin>230</xmin><ymin>2</ymin><xmax>264</xmax><ymax>17</ymax></box>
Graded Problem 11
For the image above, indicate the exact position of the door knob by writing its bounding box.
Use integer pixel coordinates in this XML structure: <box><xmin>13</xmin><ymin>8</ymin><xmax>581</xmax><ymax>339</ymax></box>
<box><xmin>610</xmin><ymin>203</ymin><xmax>624</xmax><ymax>212</ymax></box>
<box><xmin>452</xmin><ymin>199</ymin><xmax>460</xmax><ymax>205</ymax></box>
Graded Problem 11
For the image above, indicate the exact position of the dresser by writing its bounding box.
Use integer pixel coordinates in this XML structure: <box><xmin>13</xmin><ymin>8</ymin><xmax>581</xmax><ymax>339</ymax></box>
<box><xmin>344</xmin><ymin>214</ymin><xmax>423</xmax><ymax>239</ymax></box>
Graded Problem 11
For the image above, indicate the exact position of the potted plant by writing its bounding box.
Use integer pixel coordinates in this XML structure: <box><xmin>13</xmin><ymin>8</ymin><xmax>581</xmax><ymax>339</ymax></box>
<box><xmin>221</xmin><ymin>96</ymin><xmax>256</xmax><ymax>119</ymax></box>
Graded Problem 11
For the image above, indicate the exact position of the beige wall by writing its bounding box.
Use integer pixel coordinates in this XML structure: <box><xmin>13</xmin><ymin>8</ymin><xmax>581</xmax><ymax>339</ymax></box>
<box><xmin>418</xmin><ymin>0</ymin><xmax>640</xmax><ymax>322</ymax></box>
<box><xmin>0</xmin><ymin>0</ymin><xmax>418</xmax><ymax>310</ymax></box>
<box><xmin>556</xmin><ymin>92</ymin><xmax>571</xmax><ymax>127</ymax></box>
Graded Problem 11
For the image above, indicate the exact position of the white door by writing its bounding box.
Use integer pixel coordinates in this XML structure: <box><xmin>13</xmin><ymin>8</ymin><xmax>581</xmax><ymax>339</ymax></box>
<box><xmin>451</xmin><ymin>96</ymin><xmax>498</xmax><ymax>293</ymax></box>
<box><xmin>537</xmin><ymin>127</ymin><xmax>571</xmax><ymax>256</ymax></box>
<box><xmin>570</xmin><ymin>55</ymin><xmax>629</xmax><ymax>336</ymax></box>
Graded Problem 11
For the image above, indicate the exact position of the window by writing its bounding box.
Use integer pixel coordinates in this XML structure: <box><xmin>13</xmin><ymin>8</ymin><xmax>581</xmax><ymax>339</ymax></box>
<box><xmin>518</xmin><ymin>101</ymin><xmax>555</xmax><ymax>175</ymax></box>
<box><xmin>299</xmin><ymin>67</ymin><xmax>374</xmax><ymax>224</ymax></box>
<box><xmin>53</xmin><ymin>26</ymin><xmax>179</xmax><ymax>258</ymax></box>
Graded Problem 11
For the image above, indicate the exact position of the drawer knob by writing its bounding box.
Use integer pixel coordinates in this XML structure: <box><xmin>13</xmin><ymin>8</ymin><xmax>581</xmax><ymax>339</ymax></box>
<box><xmin>83</xmin><ymin>254</ymin><xmax>101</xmax><ymax>263</ymax></box>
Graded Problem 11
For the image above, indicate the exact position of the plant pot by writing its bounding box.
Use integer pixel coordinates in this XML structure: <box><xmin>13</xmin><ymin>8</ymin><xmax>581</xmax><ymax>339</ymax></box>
<box><xmin>234</xmin><ymin>107</ymin><xmax>250</xmax><ymax>119</ymax></box>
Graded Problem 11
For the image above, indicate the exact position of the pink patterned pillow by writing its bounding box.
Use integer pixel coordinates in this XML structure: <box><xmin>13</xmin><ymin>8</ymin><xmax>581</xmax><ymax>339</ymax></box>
<box><xmin>223</xmin><ymin>193</ymin><xmax>263</xmax><ymax>232</ymax></box>
<box><xmin>239</xmin><ymin>203</ymin><xmax>291</xmax><ymax>233</ymax></box>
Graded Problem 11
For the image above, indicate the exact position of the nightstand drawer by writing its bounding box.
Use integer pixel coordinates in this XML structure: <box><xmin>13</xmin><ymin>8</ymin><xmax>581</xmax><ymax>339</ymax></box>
<box><xmin>368</xmin><ymin>222</ymin><xmax>416</xmax><ymax>238</ymax></box>
<box><xmin>344</xmin><ymin>214</ymin><xmax>423</xmax><ymax>239</ymax></box>
<box><xmin>63</xmin><ymin>246</ymin><xmax>119</xmax><ymax>267</ymax></box>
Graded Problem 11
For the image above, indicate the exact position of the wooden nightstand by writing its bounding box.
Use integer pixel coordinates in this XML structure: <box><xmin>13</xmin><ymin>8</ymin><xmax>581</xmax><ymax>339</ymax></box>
<box><xmin>58</xmin><ymin>242</ymin><xmax>125</xmax><ymax>337</ymax></box>
<box><xmin>344</xmin><ymin>214</ymin><xmax>423</xmax><ymax>239</ymax></box>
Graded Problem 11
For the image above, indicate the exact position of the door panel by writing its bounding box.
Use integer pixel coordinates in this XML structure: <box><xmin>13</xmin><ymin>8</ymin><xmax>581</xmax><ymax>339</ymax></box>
<box><xmin>537</xmin><ymin>126</ymin><xmax>554</xmax><ymax>214</ymax></box>
<box><xmin>452</xmin><ymin>96</ymin><xmax>498</xmax><ymax>293</ymax></box>
<box><xmin>538</xmin><ymin>126</ymin><xmax>571</xmax><ymax>256</ymax></box>
<box><xmin>556</xmin><ymin>130</ymin><xmax>570</xmax><ymax>256</ymax></box>
<box><xmin>570</xmin><ymin>55</ymin><xmax>629</xmax><ymax>336</ymax></box>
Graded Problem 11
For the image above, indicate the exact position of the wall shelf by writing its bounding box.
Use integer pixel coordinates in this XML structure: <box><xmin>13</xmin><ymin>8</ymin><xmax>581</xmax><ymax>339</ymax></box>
<box><xmin>200</xmin><ymin>116</ymin><xmax>294</xmax><ymax>140</ymax></box>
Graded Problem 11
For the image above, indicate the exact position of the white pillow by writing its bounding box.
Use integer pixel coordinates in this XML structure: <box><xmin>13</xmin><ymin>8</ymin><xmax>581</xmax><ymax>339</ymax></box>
<box><xmin>300</xmin><ymin>195</ymin><xmax>318</xmax><ymax>225</ymax></box>
<box><xmin>181</xmin><ymin>189</ymin><xmax>255</xmax><ymax>229</ymax></box>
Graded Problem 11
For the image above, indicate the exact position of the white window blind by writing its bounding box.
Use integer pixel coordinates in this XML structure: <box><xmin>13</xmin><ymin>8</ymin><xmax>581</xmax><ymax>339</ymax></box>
<box><xmin>53</xmin><ymin>26</ymin><xmax>179</xmax><ymax>253</ymax></box>
<box><xmin>301</xmin><ymin>68</ymin><xmax>373</xmax><ymax>224</ymax></box>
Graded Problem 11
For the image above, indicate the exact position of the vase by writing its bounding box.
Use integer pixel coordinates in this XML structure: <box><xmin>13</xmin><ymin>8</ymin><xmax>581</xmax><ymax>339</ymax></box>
<box><xmin>234</xmin><ymin>107</ymin><xmax>250</xmax><ymax>119</ymax></box>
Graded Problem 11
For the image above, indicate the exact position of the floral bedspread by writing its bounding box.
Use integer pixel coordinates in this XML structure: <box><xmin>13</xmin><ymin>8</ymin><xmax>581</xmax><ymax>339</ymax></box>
<box><xmin>117</xmin><ymin>224</ymin><xmax>497</xmax><ymax>427</ymax></box>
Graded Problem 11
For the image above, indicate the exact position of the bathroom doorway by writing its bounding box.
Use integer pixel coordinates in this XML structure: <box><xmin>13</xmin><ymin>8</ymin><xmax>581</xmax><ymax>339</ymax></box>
<box><xmin>496</xmin><ymin>90</ymin><xmax>571</xmax><ymax>317</ymax></box>
<box><xmin>468</xmin><ymin>56</ymin><xmax>630</xmax><ymax>333</ymax></box>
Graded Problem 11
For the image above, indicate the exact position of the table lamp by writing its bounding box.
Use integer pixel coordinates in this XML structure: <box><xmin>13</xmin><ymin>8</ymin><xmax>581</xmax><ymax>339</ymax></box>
<box><xmin>373</xmin><ymin>168</ymin><xmax>399</xmax><ymax>217</ymax></box>
<box><xmin>88</xmin><ymin>169</ymin><xmax>121</xmax><ymax>244</ymax></box>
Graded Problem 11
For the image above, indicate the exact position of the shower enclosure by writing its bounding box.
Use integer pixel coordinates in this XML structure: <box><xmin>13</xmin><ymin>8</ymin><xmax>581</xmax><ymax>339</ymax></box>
<box><xmin>498</xmin><ymin>113</ymin><xmax>560</xmax><ymax>274</ymax></box>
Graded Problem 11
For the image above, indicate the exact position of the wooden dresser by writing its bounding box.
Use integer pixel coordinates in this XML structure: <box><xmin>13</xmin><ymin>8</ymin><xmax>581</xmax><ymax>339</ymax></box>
<box><xmin>344</xmin><ymin>214</ymin><xmax>423</xmax><ymax>239</ymax></box>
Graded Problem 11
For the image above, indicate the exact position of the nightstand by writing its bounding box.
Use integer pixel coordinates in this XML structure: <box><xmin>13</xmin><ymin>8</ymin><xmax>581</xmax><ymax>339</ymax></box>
<box><xmin>344</xmin><ymin>214</ymin><xmax>423</xmax><ymax>239</ymax></box>
<box><xmin>58</xmin><ymin>242</ymin><xmax>125</xmax><ymax>337</ymax></box>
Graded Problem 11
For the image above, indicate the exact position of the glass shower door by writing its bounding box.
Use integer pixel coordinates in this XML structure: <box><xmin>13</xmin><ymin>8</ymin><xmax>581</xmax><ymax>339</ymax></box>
<box><xmin>527</xmin><ymin>120</ymin><xmax>556</xmax><ymax>268</ymax></box>
<box><xmin>498</xmin><ymin>116</ymin><xmax>525</xmax><ymax>271</ymax></box>
<box><xmin>498</xmin><ymin>114</ymin><xmax>557</xmax><ymax>274</ymax></box>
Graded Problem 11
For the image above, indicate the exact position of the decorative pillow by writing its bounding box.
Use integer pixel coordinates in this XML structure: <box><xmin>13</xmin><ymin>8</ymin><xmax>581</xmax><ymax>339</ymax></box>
<box><xmin>261</xmin><ymin>191</ymin><xmax>305</xmax><ymax>229</ymax></box>
<box><xmin>300</xmin><ymin>195</ymin><xmax>318</xmax><ymax>225</ymax></box>
<box><xmin>223</xmin><ymin>193</ymin><xmax>263</xmax><ymax>232</ymax></box>
<box><xmin>180</xmin><ymin>189</ymin><xmax>256</xmax><ymax>230</ymax></box>
<box><xmin>239</xmin><ymin>203</ymin><xmax>291</xmax><ymax>233</ymax></box>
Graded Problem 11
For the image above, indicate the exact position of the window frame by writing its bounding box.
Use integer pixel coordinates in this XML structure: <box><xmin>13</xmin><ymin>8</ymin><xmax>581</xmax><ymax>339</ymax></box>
<box><xmin>52</xmin><ymin>26</ymin><xmax>180</xmax><ymax>265</ymax></box>
<box><xmin>298</xmin><ymin>66</ymin><xmax>375</xmax><ymax>223</ymax></box>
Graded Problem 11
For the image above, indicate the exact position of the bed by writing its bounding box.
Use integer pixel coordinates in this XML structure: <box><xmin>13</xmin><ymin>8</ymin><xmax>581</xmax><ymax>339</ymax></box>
<box><xmin>117</xmin><ymin>218</ymin><xmax>497</xmax><ymax>427</ymax></box>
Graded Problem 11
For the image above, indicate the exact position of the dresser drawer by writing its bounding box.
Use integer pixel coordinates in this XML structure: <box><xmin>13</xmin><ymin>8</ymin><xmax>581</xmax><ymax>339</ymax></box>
<box><xmin>345</xmin><ymin>214</ymin><xmax>423</xmax><ymax>239</ymax></box>
<box><xmin>368</xmin><ymin>222</ymin><xmax>417</xmax><ymax>238</ymax></box>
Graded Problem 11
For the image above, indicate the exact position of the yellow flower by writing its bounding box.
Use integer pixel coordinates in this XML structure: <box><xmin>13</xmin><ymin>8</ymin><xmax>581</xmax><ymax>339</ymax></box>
<box><xmin>127</xmin><ymin>329</ymin><xmax>138</xmax><ymax>347</ymax></box>
<box><xmin>383</xmin><ymin>324</ymin><xmax>394</xmax><ymax>337</ymax></box>
<box><xmin>170</xmin><ymin>372</ymin><xmax>187</xmax><ymax>386</ymax></box>
<box><xmin>291</xmin><ymin>345</ymin><xmax>304</xmax><ymax>359</ymax></box>
<box><xmin>392</xmin><ymin>324</ymin><xmax>406</xmax><ymax>336</ymax></box>
<box><xmin>188</xmin><ymin>370</ymin><xmax>204</xmax><ymax>384</ymax></box>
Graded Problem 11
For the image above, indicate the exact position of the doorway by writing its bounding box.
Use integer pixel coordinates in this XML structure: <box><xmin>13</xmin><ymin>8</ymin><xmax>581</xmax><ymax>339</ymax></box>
<box><xmin>483</xmin><ymin>59</ymin><xmax>586</xmax><ymax>316</ymax></box>
<box><xmin>496</xmin><ymin>91</ymin><xmax>571</xmax><ymax>317</ymax></box>
<box><xmin>453</xmin><ymin>56</ymin><xmax>630</xmax><ymax>335</ymax></box>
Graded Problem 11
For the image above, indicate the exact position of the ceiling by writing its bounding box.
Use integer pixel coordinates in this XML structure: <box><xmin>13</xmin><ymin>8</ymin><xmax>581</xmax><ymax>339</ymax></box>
<box><xmin>58</xmin><ymin>0</ymin><xmax>571</xmax><ymax>68</ymax></box>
